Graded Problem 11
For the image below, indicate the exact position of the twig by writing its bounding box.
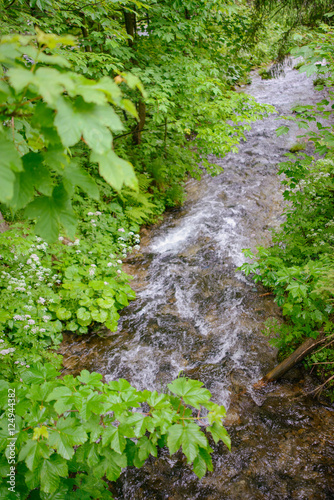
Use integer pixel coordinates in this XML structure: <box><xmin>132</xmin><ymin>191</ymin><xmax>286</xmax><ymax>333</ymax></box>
<box><xmin>307</xmin><ymin>373</ymin><xmax>334</xmax><ymax>396</ymax></box>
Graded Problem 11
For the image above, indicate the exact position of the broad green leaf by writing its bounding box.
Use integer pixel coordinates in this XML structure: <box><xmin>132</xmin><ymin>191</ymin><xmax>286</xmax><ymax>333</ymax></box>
<box><xmin>18</xmin><ymin>440</ymin><xmax>51</xmax><ymax>471</ymax></box>
<box><xmin>54</xmin><ymin>97</ymin><xmax>112</xmax><ymax>154</ymax></box>
<box><xmin>167</xmin><ymin>422</ymin><xmax>208</xmax><ymax>462</ymax></box>
<box><xmin>25</xmin><ymin>196</ymin><xmax>59</xmax><ymax>243</ymax></box>
<box><xmin>63</xmin><ymin>162</ymin><xmax>99</xmax><ymax>199</ymax></box>
<box><xmin>24</xmin><ymin>183</ymin><xmax>76</xmax><ymax>242</ymax></box>
<box><xmin>93</xmin><ymin>448</ymin><xmax>126</xmax><ymax>481</ymax></box>
<box><xmin>208</xmin><ymin>422</ymin><xmax>231</xmax><ymax>449</ymax></box>
<box><xmin>137</xmin><ymin>436</ymin><xmax>157</xmax><ymax>461</ymax></box>
<box><xmin>91</xmin><ymin>149</ymin><xmax>138</xmax><ymax>192</ymax></box>
<box><xmin>276</xmin><ymin>125</ymin><xmax>289</xmax><ymax>137</ymax></box>
<box><xmin>39</xmin><ymin>454</ymin><xmax>68</xmax><ymax>494</ymax></box>
<box><xmin>77</xmin><ymin>392</ymin><xmax>106</xmax><ymax>420</ymax></box>
<box><xmin>0</xmin><ymin>135</ymin><xmax>23</xmax><ymax>202</ymax></box>
<box><xmin>96</xmin><ymin>297</ymin><xmax>114</xmax><ymax>309</ymax></box>
<box><xmin>102</xmin><ymin>426</ymin><xmax>126</xmax><ymax>454</ymax></box>
<box><xmin>77</xmin><ymin>370</ymin><xmax>103</xmax><ymax>388</ymax></box>
<box><xmin>48</xmin><ymin>417</ymin><xmax>87</xmax><ymax>460</ymax></box>
<box><xmin>167</xmin><ymin>378</ymin><xmax>211</xmax><ymax>408</ymax></box>
<box><xmin>193</xmin><ymin>447</ymin><xmax>213</xmax><ymax>479</ymax></box>
<box><xmin>76</xmin><ymin>308</ymin><xmax>92</xmax><ymax>326</ymax></box>
<box><xmin>56</xmin><ymin>307</ymin><xmax>72</xmax><ymax>320</ymax></box>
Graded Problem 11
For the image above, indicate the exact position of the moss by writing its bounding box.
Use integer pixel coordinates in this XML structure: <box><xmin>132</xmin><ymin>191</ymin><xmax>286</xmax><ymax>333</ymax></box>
<box><xmin>258</xmin><ymin>67</ymin><xmax>272</xmax><ymax>80</ymax></box>
<box><xmin>289</xmin><ymin>142</ymin><xmax>306</xmax><ymax>153</ymax></box>
<box><xmin>313</xmin><ymin>77</ymin><xmax>326</xmax><ymax>87</ymax></box>
<box><xmin>293</xmin><ymin>61</ymin><xmax>304</xmax><ymax>70</ymax></box>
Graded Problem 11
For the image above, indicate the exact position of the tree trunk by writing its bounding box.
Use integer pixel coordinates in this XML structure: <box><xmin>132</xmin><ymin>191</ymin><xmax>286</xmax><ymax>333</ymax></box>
<box><xmin>80</xmin><ymin>16</ymin><xmax>92</xmax><ymax>52</ymax></box>
<box><xmin>124</xmin><ymin>10</ymin><xmax>136</xmax><ymax>47</ymax></box>
<box><xmin>132</xmin><ymin>100</ymin><xmax>146</xmax><ymax>145</ymax></box>
<box><xmin>0</xmin><ymin>212</ymin><xmax>9</xmax><ymax>233</ymax></box>
<box><xmin>254</xmin><ymin>333</ymin><xmax>324</xmax><ymax>387</ymax></box>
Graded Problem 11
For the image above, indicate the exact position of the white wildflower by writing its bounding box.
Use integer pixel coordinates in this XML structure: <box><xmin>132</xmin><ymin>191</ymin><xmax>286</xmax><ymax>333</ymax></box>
<box><xmin>118</xmin><ymin>228</ymin><xmax>125</xmax><ymax>232</ymax></box>
<box><xmin>0</xmin><ymin>348</ymin><xmax>15</xmax><ymax>355</ymax></box>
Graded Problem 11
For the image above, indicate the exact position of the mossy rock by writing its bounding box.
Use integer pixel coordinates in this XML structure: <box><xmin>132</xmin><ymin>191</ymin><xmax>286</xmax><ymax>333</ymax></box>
<box><xmin>289</xmin><ymin>143</ymin><xmax>306</xmax><ymax>153</ymax></box>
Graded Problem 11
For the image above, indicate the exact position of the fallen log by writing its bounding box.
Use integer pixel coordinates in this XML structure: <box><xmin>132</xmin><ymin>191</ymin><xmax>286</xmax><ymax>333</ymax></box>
<box><xmin>254</xmin><ymin>333</ymin><xmax>324</xmax><ymax>388</ymax></box>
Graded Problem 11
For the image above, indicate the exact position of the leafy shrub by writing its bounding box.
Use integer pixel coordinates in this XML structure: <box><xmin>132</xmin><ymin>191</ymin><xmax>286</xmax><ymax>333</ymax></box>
<box><xmin>0</xmin><ymin>369</ymin><xmax>230</xmax><ymax>498</ymax></box>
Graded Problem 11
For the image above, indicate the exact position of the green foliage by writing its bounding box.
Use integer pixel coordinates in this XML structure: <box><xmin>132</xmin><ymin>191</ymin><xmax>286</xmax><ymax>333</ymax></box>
<box><xmin>0</xmin><ymin>0</ymin><xmax>286</xmax><ymax>491</ymax></box>
<box><xmin>0</xmin><ymin>31</ymin><xmax>140</xmax><ymax>243</ymax></box>
<box><xmin>240</xmin><ymin>28</ymin><xmax>334</xmax><ymax>393</ymax></box>
<box><xmin>0</xmin><ymin>372</ymin><xmax>229</xmax><ymax>498</ymax></box>
<box><xmin>0</xmin><ymin>207</ymin><xmax>143</xmax><ymax>380</ymax></box>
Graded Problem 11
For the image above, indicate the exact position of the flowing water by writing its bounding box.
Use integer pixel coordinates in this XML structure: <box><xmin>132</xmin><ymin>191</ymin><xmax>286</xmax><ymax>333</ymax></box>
<box><xmin>60</xmin><ymin>61</ymin><xmax>334</xmax><ymax>499</ymax></box>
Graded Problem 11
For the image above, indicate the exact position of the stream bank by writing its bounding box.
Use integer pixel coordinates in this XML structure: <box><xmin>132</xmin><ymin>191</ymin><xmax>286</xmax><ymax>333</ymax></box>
<box><xmin>60</xmin><ymin>60</ymin><xmax>334</xmax><ymax>498</ymax></box>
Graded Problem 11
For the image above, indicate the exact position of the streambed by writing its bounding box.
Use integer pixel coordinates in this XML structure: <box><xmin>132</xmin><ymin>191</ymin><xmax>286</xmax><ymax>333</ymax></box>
<box><xmin>60</xmin><ymin>61</ymin><xmax>334</xmax><ymax>499</ymax></box>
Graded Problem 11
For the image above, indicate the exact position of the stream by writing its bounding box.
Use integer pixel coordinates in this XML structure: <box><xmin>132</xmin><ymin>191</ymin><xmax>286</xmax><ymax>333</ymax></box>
<box><xmin>60</xmin><ymin>60</ymin><xmax>334</xmax><ymax>499</ymax></box>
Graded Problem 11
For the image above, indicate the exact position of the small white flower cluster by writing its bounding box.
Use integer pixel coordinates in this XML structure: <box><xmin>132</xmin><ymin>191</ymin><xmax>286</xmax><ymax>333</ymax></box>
<box><xmin>0</xmin><ymin>348</ymin><xmax>15</xmax><ymax>355</ymax></box>
<box><xmin>88</xmin><ymin>211</ymin><xmax>102</xmax><ymax>216</ymax></box>
<box><xmin>14</xmin><ymin>360</ymin><xmax>30</xmax><ymax>367</ymax></box>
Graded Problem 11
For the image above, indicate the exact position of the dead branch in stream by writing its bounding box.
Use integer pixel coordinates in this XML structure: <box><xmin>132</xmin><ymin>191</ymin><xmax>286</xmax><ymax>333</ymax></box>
<box><xmin>254</xmin><ymin>332</ymin><xmax>327</xmax><ymax>388</ymax></box>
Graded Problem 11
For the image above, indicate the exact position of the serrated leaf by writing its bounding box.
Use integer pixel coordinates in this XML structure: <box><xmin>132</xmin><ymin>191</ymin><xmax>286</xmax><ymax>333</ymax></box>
<box><xmin>40</xmin><ymin>454</ymin><xmax>68</xmax><ymax>494</ymax></box>
<box><xmin>167</xmin><ymin>378</ymin><xmax>211</xmax><ymax>408</ymax></box>
<box><xmin>193</xmin><ymin>447</ymin><xmax>213</xmax><ymax>479</ymax></box>
<box><xmin>48</xmin><ymin>417</ymin><xmax>87</xmax><ymax>460</ymax></box>
<box><xmin>137</xmin><ymin>436</ymin><xmax>157</xmax><ymax>461</ymax></box>
<box><xmin>92</xmin><ymin>149</ymin><xmax>138</xmax><ymax>192</ymax></box>
<box><xmin>0</xmin><ymin>135</ymin><xmax>23</xmax><ymax>202</ymax></box>
<box><xmin>208</xmin><ymin>422</ymin><xmax>231</xmax><ymax>449</ymax></box>
<box><xmin>93</xmin><ymin>448</ymin><xmax>126</xmax><ymax>481</ymax></box>
<box><xmin>276</xmin><ymin>125</ymin><xmax>290</xmax><ymax>137</ymax></box>
<box><xmin>77</xmin><ymin>370</ymin><xmax>103</xmax><ymax>387</ymax></box>
<box><xmin>167</xmin><ymin>422</ymin><xmax>208</xmax><ymax>462</ymax></box>
<box><xmin>54</xmin><ymin>97</ymin><xmax>112</xmax><ymax>154</ymax></box>
<box><xmin>63</xmin><ymin>162</ymin><xmax>99</xmax><ymax>199</ymax></box>
<box><xmin>102</xmin><ymin>426</ymin><xmax>126</xmax><ymax>454</ymax></box>
<box><xmin>18</xmin><ymin>440</ymin><xmax>51</xmax><ymax>471</ymax></box>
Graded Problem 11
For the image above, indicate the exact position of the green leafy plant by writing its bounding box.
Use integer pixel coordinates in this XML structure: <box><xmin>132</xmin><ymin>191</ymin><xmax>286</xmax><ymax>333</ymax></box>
<box><xmin>0</xmin><ymin>369</ymin><xmax>230</xmax><ymax>498</ymax></box>
<box><xmin>0</xmin><ymin>30</ymin><xmax>141</xmax><ymax>243</ymax></box>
